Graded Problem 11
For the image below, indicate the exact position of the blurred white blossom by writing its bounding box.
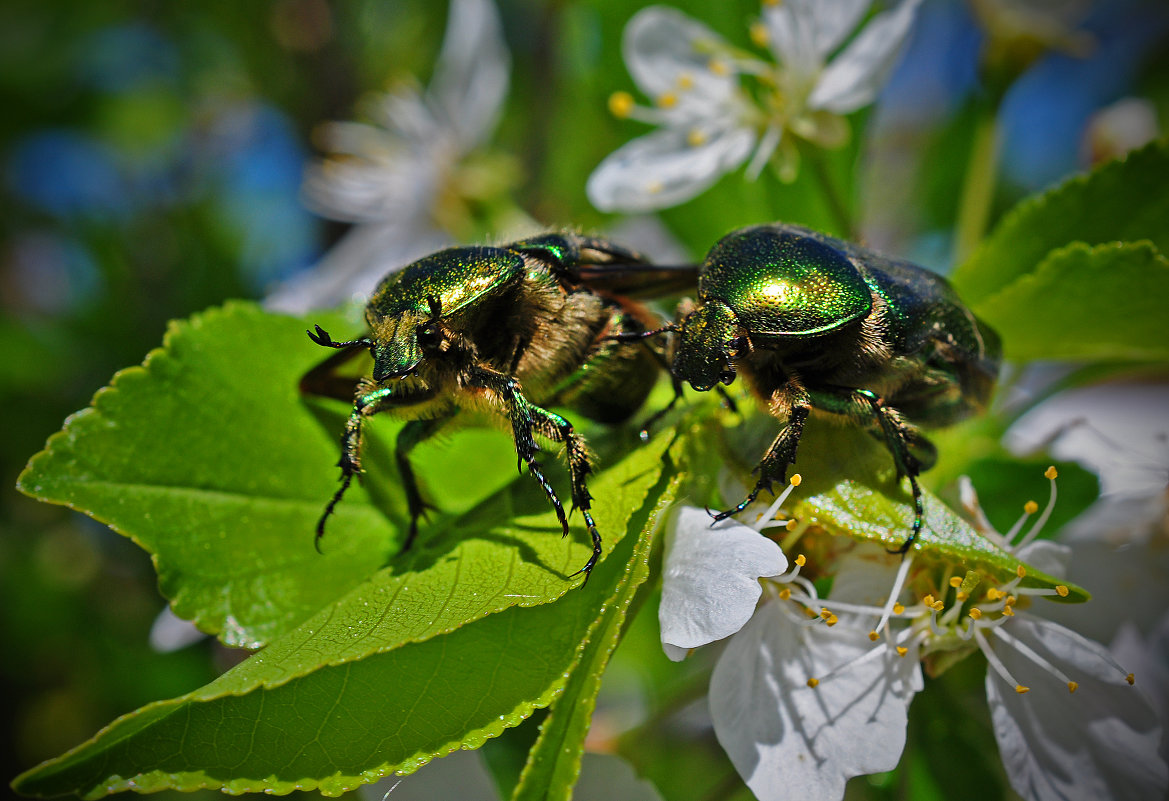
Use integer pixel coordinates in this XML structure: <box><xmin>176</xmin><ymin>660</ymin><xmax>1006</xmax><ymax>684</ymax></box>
<box><xmin>587</xmin><ymin>0</ymin><xmax>921</xmax><ymax>213</ymax></box>
<box><xmin>267</xmin><ymin>0</ymin><xmax>511</xmax><ymax>312</ymax></box>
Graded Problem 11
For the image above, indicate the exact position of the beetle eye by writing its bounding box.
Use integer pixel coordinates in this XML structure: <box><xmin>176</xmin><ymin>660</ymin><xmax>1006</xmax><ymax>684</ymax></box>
<box><xmin>730</xmin><ymin>336</ymin><xmax>748</xmax><ymax>356</ymax></box>
<box><xmin>416</xmin><ymin>324</ymin><xmax>441</xmax><ymax>348</ymax></box>
<box><xmin>719</xmin><ymin>367</ymin><xmax>736</xmax><ymax>385</ymax></box>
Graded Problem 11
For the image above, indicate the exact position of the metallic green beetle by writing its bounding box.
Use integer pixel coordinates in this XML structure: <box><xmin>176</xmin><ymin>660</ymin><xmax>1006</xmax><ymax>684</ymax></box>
<box><xmin>301</xmin><ymin>233</ymin><xmax>686</xmax><ymax>581</ymax></box>
<box><xmin>641</xmin><ymin>223</ymin><xmax>1001</xmax><ymax>552</ymax></box>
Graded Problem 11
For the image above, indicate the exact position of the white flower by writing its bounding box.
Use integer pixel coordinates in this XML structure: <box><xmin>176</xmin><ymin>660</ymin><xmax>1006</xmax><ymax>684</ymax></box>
<box><xmin>587</xmin><ymin>0</ymin><xmax>922</xmax><ymax>213</ymax></box>
<box><xmin>660</xmin><ymin>467</ymin><xmax>1167</xmax><ymax>801</ymax></box>
<box><xmin>267</xmin><ymin>0</ymin><xmax>511</xmax><ymax>312</ymax></box>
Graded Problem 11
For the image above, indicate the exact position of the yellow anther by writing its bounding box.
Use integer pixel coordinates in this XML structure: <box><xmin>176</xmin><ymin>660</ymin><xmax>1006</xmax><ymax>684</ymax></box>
<box><xmin>820</xmin><ymin>607</ymin><xmax>832</xmax><ymax>619</ymax></box>
<box><xmin>825</xmin><ymin>614</ymin><xmax>838</xmax><ymax>627</ymax></box>
<box><xmin>749</xmin><ymin>21</ymin><xmax>769</xmax><ymax>48</ymax></box>
<box><xmin>931</xmin><ymin>600</ymin><xmax>945</xmax><ymax>612</ymax></box>
<box><xmin>1002</xmin><ymin>605</ymin><xmax>1015</xmax><ymax>617</ymax></box>
<box><xmin>1024</xmin><ymin>500</ymin><xmax>1039</xmax><ymax>515</ymax></box>
<box><xmin>986</xmin><ymin>588</ymin><xmax>1004</xmax><ymax>601</ymax></box>
<box><xmin>807</xmin><ymin>677</ymin><xmax>819</xmax><ymax>688</ymax></box>
<box><xmin>687</xmin><ymin>129</ymin><xmax>707</xmax><ymax>147</ymax></box>
<box><xmin>968</xmin><ymin>607</ymin><xmax>983</xmax><ymax>620</ymax></box>
<box><xmin>956</xmin><ymin>591</ymin><xmax>969</xmax><ymax>602</ymax></box>
<box><xmin>795</xmin><ymin>554</ymin><xmax>806</xmax><ymax>567</ymax></box>
<box><xmin>790</xmin><ymin>474</ymin><xmax>802</xmax><ymax>487</ymax></box>
<box><xmin>1068</xmin><ymin>681</ymin><xmax>1079</xmax><ymax>693</ymax></box>
<box><xmin>950</xmin><ymin>576</ymin><xmax>963</xmax><ymax>588</ymax></box>
<box><xmin>1045</xmin><ymin>466</ymin><xmax>1058</xmax><ymax>480</ymax></box>
<box><xmin>785</xmin><ymin>519</ymin><xmax>798</xmax><ymax>531</ymax></box>
<box><xmin>1056</xmin><ymin>585</ymin><xmax>1069</xmax><ymax>597</ymax></box>
<box><xmin>1005</xmin><ymin>595</ymin><xmax>1017</xmax><ymax>606</ymax></box>
<box><xmin>804</xmin><ymin>606</ymin><xmax>818</xmax><ymax>618</ymax></box>
<box><xmin>868</xmin><ymin>630</ymin><xmax>880</xmax><ymax>642</ymax></box>
<box><xmin>676</xmin><ymin>72</ymin><xmax>694</xmax><ymax>90</ymax></box>
<box><xmin>1127</xmin><ymin>673</ymin><xmax>1136</xmax><ymax>685</ymax></box>
<box><xmin>923</xmin><ymin>594</ymin><xmax>936</xmax><ymax>607</ymax></box>
<box><xmin>1015</xmin><ymin>685</ymin><xmax>1030</xmax><ymax>694</ymax></box>
<box><xmin>657</xmin><ymin>92</ymin><xmax>678</xmax><ymax>109</ymax></box>
<box><xmin>1016</xmin><ymin>565</ymin><xmax>1027</xmax><ymax>579</ymax></box>
<box><xmin>892</xmin><ymin>602</ymin><xmax>905</xmax><ymax>615</ymax></box>
<box><xmin>608</xmin><ymin>91</ymin><xmax>634</xmax><ymax>118</ymax></box>
<box><xmin>708</xmin><ymin>59</ymin><xmax>729</xmax><ymax>76</ymax></box>
<box><xmin>779</xmin><ymin>587</ymin><xmax>792</xmax><ymax>600</ymax></box>
<box><xmin>896</xmin><ymin>646</ymin><xmax>908</xmax><ymax>657</ymax></box>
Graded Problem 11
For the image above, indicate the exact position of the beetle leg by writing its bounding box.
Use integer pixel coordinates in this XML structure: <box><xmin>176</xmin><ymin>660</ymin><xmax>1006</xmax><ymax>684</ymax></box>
<box><xmin>395</xmin><ymin>418</ymin><xmax>447</xmax><ymax>553</ymax></box>
<box><xmin>712</xmin><ymin>383</ymin><xmax>811</xmax><ymax>522</ymax></box>
<box><xmin>315</xmin><ymin>382</ymin><xmax>396</xmax><ymax>549</ymax></box>
<box><xmin>466</xmin><ymin>364</ymin><xmax>601</xmax><ymax>582</ymax></box>
<box><xmin>853</xmin><ymin>389</ymin><xmax>926</xmax><ymax>554</ymax></box>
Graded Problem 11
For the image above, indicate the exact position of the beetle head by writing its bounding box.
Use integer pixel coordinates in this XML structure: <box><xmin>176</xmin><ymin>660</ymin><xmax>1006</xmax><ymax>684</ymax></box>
<box><xmin>370</xmin><ymin>296</ymin><xmax>444</xmax><ymax>382</ymax></box>
<box><xmin>673</xmin><ymin>301</ymin><xmax>743</xmax><ymax>392</ymax></box>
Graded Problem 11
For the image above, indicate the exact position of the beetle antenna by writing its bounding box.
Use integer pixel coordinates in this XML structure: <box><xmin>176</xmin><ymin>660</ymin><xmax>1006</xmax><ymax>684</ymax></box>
<box><xmin>308</xmin><ymin>325</ymin><xmax>372</xmax><ymax>350</ymax></box>
<box><xmin>608</xmin><ymin>323</ymin><xmax>677</xmax><ymax>343</ymax></box>
<box><xmin>425</xmin><ymin>295</ymin><xmax>443</xmax><ymax>321</ymax></box>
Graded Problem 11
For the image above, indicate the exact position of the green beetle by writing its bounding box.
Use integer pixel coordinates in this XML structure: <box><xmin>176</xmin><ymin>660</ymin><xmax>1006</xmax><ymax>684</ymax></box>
<box><xmin>301</xmin><ymin>233</ymin><xmax>688</xmax><ymax>581</ymax></box>
<box><xmin>649</xmin><ymin>223</ymin><xmax>1001</xmax><ymax>551</ymax></box>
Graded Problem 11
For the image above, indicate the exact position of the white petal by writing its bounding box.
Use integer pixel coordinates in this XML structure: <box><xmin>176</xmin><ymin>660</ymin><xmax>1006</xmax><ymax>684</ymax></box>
<box><xmin>149</xmin><ymin>607</ymin><xmax>208</xmax><ymax>652</ymax></box>
<box><xmin>710</xmin><ymin>601</ymin><xmax>921</xmax><ymax>801</ymax></box>
<box><xmin>764</xmin><ymin>0</ymin><xmax>871</xmax><ymax>73</ymax></box>
<box><xmin>369</xmin><ymin>85</ymin><xmax>444</xmax><ymax>145</ymax></box>
<box><xmin>1015</xmin><ymin>539</ymin><xmax>1072</xmax><ymax>578</ymax></box>
<box><xmin>1004</xmin><ymin>383</ymin><xmax>1169</xmax><ymax>497</ymax></box>
<box><xmin>808</xmin><ymin>0</ymin><xmax>922</xmax><ymax>113</ymax></box>
<box><xmin>623</xmin><ymin>6</ymin><xmax>738</xmax><ymax>107</ymax></box>
<box><xmin>587</xmin><ymin>123</ymin><xmax>755</xmax><ymax>213</ymax></box>
<box><xmin>762</xmin><ymin>0</ymin><xmax>819</xmax><ymax>80</ymax></box>
<box><xmin>658</xmin><ymin>506</ymin><xmax>786</xmax><ymax>658</ymax></box>
<box><xmin>265</xmin><ymin>224</ymin><xmax>450</xmax><ymax>313</ymax></box>
<box><xmin>826</xmin><ymin>543</ymin><xmax>905</xmax><ymax>606</ymax></box>
<box><xmin>301</xmin><ymin>150</ymin><xmax>437</xmax><ymax>224</ymax></box>
<box><xmin>428</xmin><ymin>0</ymin><xmax>510</xmax><ymax>148</ymax></box>
<box><xmin>985</xmin><ymin>616</ymin><xmax>1168</xmax><ymax>801</ymax></box>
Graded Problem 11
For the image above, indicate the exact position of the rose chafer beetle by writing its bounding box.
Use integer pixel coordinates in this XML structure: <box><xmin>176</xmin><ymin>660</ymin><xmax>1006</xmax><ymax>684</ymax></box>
<box><xmin>301</xmin><ymin>233</ymin><xmax>690</xmax><ymax>581</ymax></box>
<box><xmin>634</xmin><ymin>222</ymin><xmax>1001</xmax><ymax>552</ymax></box>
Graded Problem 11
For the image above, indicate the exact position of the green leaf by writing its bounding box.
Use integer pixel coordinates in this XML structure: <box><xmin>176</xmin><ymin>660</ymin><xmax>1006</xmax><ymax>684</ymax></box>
<box><xmin>13</xmin><ymin>424</ymin><xmax>679</xmax><ymax>799</ymax></box>
<box><xmin>511</xmin><ymin>462</ymin><xmax>682</xmax><ymax>801</ymax></box>
<box><xmin>950</xmin><ymin>138</ymin><xmax>1169</xmax><ymax>303</ymax></box>
<box><xmin>17</xmin><ymin>302</ymin><xmax>393</xmax><ymax>647</ymax></box>
<box><xmin>16</xmin><ymin>302</ymin><xmax>671</xmax><ymax>649</ymax></box>
<box><xmin>971</xmin><ymin>241</ymin><xmax>1169</xmax><ymax>362</ymax></box>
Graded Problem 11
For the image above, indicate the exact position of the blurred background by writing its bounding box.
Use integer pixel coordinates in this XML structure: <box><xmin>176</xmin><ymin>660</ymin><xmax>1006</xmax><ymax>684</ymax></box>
<box><xmin>2</xmin><ymin>0</ymin><xmax>1166</xmax><ymax>798</ymax></box>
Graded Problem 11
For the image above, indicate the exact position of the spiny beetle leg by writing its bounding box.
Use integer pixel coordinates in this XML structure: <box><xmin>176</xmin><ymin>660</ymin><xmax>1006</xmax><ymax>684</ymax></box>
<box><xmin>712</xmin><ymin>401</ymin><xmax>808</xmax><ymax>525</ymax></box>
<box><xmin>854</xmin><ymin>388</ymin><xmax>926</xmax><ymax>554</ymax></box>
<box><xmin>394</xmin><ymin>418</ymin><xmax>447</xmax><ymax>553</ymax></box>
<box><xmin>315</xmin><ymin>472</ymin><xmax>355</xmax><ymax>552</ymax></box>
<box><xmin>568</xmin><ymin>509</ymin><xmax>602</xmax><ymax>585</ymax></box>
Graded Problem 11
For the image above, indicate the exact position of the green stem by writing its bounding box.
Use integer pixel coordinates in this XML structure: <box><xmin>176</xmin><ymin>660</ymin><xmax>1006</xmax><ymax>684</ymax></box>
<box><xmin>953</xmin><ymin>104</ymin><xmax>1001</xmax><ymax>264</ymax></box>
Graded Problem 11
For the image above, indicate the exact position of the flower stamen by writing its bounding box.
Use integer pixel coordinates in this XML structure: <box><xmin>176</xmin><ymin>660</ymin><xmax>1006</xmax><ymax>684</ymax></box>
<box><xmin>991</xmin><ymin>625</ymin><xmax>1077</xmax><ymax>690</ymax></box>
<box><xmin>755</xmin><ymin>474</ymin><xmax>801</xmax><ymax>530</ymax></box>
<box><xmin>974</xmin><ymin>629</ymin><xmax>1029</xmax><ymax>695</ymax></box>
<box><xmin>1013</xmin><ymin>467</ymin><xmax>1059</xmax><ymax>550</ymax></box>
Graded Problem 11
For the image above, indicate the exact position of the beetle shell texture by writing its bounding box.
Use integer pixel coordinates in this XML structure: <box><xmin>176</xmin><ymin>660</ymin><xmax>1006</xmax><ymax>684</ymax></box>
<box><xmin>702</xmin><ymin>226</ymin><xmax>873</xmax><ymax>338</ymax></box>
